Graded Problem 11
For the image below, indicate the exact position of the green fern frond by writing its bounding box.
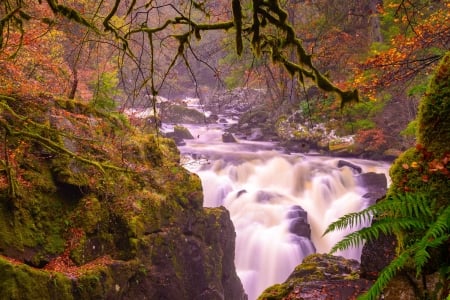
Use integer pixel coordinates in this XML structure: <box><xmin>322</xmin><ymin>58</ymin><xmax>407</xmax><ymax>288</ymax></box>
<box><xmin>414</xmin><ymin>205</ymin><xmax>450</xmax><ymax>275</ymax></box>
<box><xmin>327</xmin><ymin>192</ymin><xmax>449</xmax><ymax>298</ymax></box>
<box><xmin>329</xmin><ymin>217</ymin><xmax>426</xmax><ymax>254</ymax></box>
<box><xmin>323</xmin><ymin>209</ymin><xmax>374</xmax><ymax>235</ymax></box>
<box><xmin>324</xmin><ymin>193</ymin><xmax>432</xmax><ymax>237</ymax></box>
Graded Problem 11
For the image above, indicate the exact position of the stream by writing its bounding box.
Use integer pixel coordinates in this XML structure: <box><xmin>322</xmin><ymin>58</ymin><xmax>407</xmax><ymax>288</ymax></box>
<box><xmin>175</xmin><ymin>122</ymin><xmax>390</xmax><ymax>300</ymax></box>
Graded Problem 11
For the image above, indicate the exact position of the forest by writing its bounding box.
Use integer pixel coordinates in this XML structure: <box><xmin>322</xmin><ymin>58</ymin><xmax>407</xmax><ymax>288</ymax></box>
<box><xmin>0</xmin><ymin>0</ymin><xmax>449</xmax><ymax>299</ymax></box>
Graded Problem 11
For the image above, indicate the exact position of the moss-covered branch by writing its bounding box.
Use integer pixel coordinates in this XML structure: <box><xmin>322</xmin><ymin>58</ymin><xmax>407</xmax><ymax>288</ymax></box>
<box><xmin>0</xmin><ymin>97</ymin><xmax>126</xmax><ymax>174</ymax></box>
<box><xmin>251</xmin><ymin>0</ymin><xmax>359</xmax><ymax>106</ymax></box>
<box><xmin>45</xmin><ymin>0</ymin><xmax>96</xmax><ymax>30</ymax></box>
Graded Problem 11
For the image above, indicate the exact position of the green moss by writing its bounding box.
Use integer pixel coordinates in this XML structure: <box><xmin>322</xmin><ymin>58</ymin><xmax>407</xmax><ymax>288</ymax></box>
<box><xmin>0</xmin><ymin>257</ymin><xmax>73</xmax><ymax>300</ymax></box>
<box><xmin>417</xmin><ymin>52</ymin><xmax>450</xmax><ymax>155</ymax></box>
<box><xmin>257</xmin><ymin>283</ymin><xmax>291</xmax><ymax>300</ymax></box>
<box><xmin>0</xmin><ymin>192</ymin><xmax>67</xmax><ymax>263</ymax></box>
<box><xmin>72</xmin><ymin>195</ymin><xmax>104</xmax><ymax>234</ymax></box>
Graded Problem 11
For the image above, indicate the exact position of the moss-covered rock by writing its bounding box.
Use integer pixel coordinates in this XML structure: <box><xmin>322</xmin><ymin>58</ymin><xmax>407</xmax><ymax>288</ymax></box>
<box><xmin>417</xmin><ymin>53</ymin><xmax>450</xmax><ymax>154</ymax></box>
<box><xmin>160</xmin><ymin>103</ymin><xmax>206</xmax><ymax>124</ymax></box>
<box><xmin>389</xmin><ymin>52</ymin><xmax>450</xmax><ymax>205</ymax></box>
<box><xmin>257</xmin><ymin>254</ymin><xmax>372</xmax><ymax>300</ymax></box>
<box><xmin>0</xmin><ymin>94</ymin><xmax>246</xmax><ymax>299</ymax></box>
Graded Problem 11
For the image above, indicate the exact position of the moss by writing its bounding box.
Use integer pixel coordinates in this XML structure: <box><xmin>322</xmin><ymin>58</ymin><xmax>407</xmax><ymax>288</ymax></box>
<box><xmin>72</xmin><ymin>195</ymin><xmax>104</xmax><ymax>234</ymax></box>
<box><xmin>0</xmin><ymin>191</ymin><xmax>67</xmax><ymax>264</ymax></box>
<box><xmin>0</xmin><ymin>257</ymin><xmax>73</xmax><ymax>300</ymax></box>
<box><xmin>161</xmin><ymin>104</ymin><xmax>206</xmax><ymax>124</ymax></box>
<box><xmin>257</xmin><ymin>283</ymin><xmax>291</xmax><ymax>300</ymax></box>
<box><xmin>1</xmin><ymin>92</ymin><xmax>244</xmax><ymax>299</ymax></box>
<box><xmin>417</xmin><ymin>52</ymin><xmax>450</xmax><ymax>155</ymax></box>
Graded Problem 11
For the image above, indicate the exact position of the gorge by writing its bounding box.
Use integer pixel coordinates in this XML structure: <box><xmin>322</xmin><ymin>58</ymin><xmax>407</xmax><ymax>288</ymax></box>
<box><xmin>176</xmin><ymin>120</ymin><xmax>389</xmax><ymax>300</ymax></box>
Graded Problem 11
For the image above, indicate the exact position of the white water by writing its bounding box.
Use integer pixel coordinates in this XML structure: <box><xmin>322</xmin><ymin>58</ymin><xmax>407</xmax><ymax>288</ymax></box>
<box><xmin>179</xmin><ymin>124</ymin><xmax>389</xmax><ymax>300</ymax></box>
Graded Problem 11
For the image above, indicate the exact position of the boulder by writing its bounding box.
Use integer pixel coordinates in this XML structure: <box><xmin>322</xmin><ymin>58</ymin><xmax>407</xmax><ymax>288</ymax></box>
<box><xmin>222</xmin><ymin>132</ymin><xmax>238</xmax><ymax>143</ymax></box>
<box><xmin>165</xmin><ymin>125</ymin><xmax>194</xmax><ymax>145</ymax></box>
<box><xmin>281</xmin><ymin>140</ymin><xmax>312</xmax><ymax>153</ymax></box>
<box><xmin>357</xmin><ymin>172</ymin><xmax>388</xmax><ymax>205</ymax></box>
<box><xmin>160</xmin><ymin>103</ymin><xmax>205</xmax><ymax>124</ymax></box>
<box><xmin>258</xmin><ymin>254</ymin><xmax>372</xmax><ymax>300</ymax></box>
<box><xmin>337</xmin><ymin>160</ymin><xmax>362</xmax><ymax>173</ymax></box>
<box><xmin>286</xmin><ymin>206</ymin><xmax>311</xmax><ymax>239</ymax></box>
<box><xmin>248</xmin><ymin>128</ymin><xmax>264</xmax><ymax>141</ymax></box>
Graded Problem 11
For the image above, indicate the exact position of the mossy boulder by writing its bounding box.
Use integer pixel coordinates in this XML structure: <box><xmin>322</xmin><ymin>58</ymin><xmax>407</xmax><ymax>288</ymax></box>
<box><xmin>257</xmin><ymin>254</ymin><xmax>372</xmax><ymax>300</ymax></box>
<box><xmin>159</xmin><ymin>103</ymin><xmax>206</xmax><ymax>124</ymax></box>
<box><xmin>0</xmin><ymin>94</ymin><xmax>246</xmax><ymax>299</ymax></box>
<box><xmin>165</xmin><ymin>125</ymin><xmax>195</xmax><ymax>145</ymax></box>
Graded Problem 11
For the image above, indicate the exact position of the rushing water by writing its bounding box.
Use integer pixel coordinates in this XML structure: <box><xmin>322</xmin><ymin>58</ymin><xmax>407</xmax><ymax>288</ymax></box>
<box><xmin>178</xmin><ymin>123</ymin><xmax>389</xmax><ymax>300</ymax></box>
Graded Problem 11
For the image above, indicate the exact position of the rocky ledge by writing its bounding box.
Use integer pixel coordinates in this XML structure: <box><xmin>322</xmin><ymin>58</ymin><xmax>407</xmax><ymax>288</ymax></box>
<box><xmin>0</xmin><ymin>95</ymin><xmax>246</xmax><ymax>300</ymax></box>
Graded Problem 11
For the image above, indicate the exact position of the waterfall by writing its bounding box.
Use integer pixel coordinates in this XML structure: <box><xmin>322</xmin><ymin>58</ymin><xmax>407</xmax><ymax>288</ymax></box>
<box><xmin>179</xmin><ymin>124</ymin><xmax>388</xmax><ymax>300</ymax></box>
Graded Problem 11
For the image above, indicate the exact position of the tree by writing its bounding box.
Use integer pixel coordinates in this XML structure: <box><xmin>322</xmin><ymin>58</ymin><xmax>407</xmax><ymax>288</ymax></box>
<box><xmin>0</xmin><ymin>0</ymin><xmax>359</xmax><ymax>108</ymax></box>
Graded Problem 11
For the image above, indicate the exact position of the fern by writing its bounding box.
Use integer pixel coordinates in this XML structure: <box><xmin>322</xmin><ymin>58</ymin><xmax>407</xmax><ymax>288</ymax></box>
<box><xmin>324</xmin><ymin>193</ymin><xmax>431</xmax><ymax>236</ymax></box>
<box><xmin>329</xmin><ymin>217</ymin><xmax>426</xmax><ymax>254</ymax></box>
<box><xmin>414</xmin><ymin>205</ymin><xmax>450</xmax><ymax>275</ymax></box>
<box><xmin>324</xmin><ymin>193</ymin><xmax>450</xmax><ymax>299</ymax></box>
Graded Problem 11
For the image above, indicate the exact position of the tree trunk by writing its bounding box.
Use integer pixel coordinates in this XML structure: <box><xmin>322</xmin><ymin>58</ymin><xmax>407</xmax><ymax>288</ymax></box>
<box><xmin>368</xmin><ymin>0</ymin><xmax>383</xmax><ymax>43</ymax></box>
<box><xmin>68</xmin><ymin>68</ymin><xmax>78</xmax><ymax>99</ymax></box>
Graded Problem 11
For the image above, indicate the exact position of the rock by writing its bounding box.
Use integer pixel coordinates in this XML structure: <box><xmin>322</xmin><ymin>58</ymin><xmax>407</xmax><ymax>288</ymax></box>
<box><xmin>165</xmin><ymin>125</ymin><xmax>194</xmax><ymax>145</ymax></box>
<box><xmin>286</xmin><ymin>205</ymin><xmax>308</xmax><ymax>220</ymax></box>
<box><xmin>0</xmin><ymin>95</ymin><xmax>247</xmax><ymax>300</ymax></box>
<box><xmin>207</xmin><ymin>114</ymin><xmax>219</xmax><ymax>123</ymax></box>
<box><xmin>360</xmin><ymin>233</ymin><xmax>397</xmax><ymax>280</ymax></box>
<box><xmin>287</xmin><ymin>206</ymin><xmax>311</xmax><ymax>238</ymax></box>
<box><xmin>258</xmin><ymin>254</ymin><xmax>372</xmax><ymax>300</ymax></box>
<box><xmin>337</xmin><ymin>160</ymin><xmax>362</xmax><ymax>173</ymax></box>
<box><xmin>174</xmin><ymin>125</ymin><xmax>195</xmax><ymax>139</ymax></box>
<box><xmin>248</xmin><ymin>128</ymin><xmax>264</xmax><ymax>141</ymax></box>
<box><xmin>281</xmin><ymin>140</ymin><xmax>311</xmax><ymax>153</ymax></box>
<box><xmin>160</xmin><ymin>103</ymin><xmax>205</xmax><ymax>124</ymax></box>
<box><xmin>222</xmin><ymin>132</ymin><xmax>237</xmax><ymax>143</ymax></box>
<box><xmin>357</xmin><ymin>172</ymin><xmax>387</xmax><ymax>205</ymax></box>
<box><xmin>255</xmin><ymin>191</ymin><xmax>279</xmax><ymax>203</ymax></box>
<box><xmin>289</xmin><ymin>218</ymin><xmax>311</xmax><ymax>238</ymax></box>
<box><xmin>218</xmin><ymin>118</ymin><xmax>228</xmax><ymax>123</ymax></box>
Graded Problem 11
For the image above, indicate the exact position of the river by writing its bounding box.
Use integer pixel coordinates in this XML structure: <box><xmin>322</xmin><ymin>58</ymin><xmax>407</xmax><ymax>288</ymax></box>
<box><xmin>174</xmin><ymin>122</ymin><xmax>389</xmax><ymax>300</ymax></box>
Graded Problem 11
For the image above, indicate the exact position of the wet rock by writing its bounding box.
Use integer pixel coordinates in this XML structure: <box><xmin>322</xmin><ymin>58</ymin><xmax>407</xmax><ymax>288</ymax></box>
<box><xmin>236</xmin><ymin>190</ymin><xmax>247</xmax><ymax>198</ymax></box>
<box><xmin>256</xmin><ymin>191</ymin><xmax>277</xmax><ymax>203</ymax></box>
<box><xmin>357</xmin><ymin>172</ymin><xmax>388</xmax><ymax>205</ymax></box>
<box><xmin>337</xmin><ymin>160</ymin><xmax>362</xmax><ymax>173</ymax></box>
<box><xmin>248</xmin><ymin>128</ymin><xmax>264</xmax><ymax>141</ymax></box>
<box><xmin>281</xmin><ymin>140</ymin><xmax>312</xmax><ymax>153</ymax></box>
<box><xmin>222</xmin><ymin>132</ymin><xmax>238</xmax><ymax>143</ymax></box>
<box><xmin>207</xmin><ymin>114</ymin><xmax>219</xmax><ymax>123</ymax></box>
<box><xmin>165</xmin><ymin>125</ymin><xmax>194</xmax><ymax>145</ymax></box>
<box><xmin>287</xmin><ymin>206</ymin><xmax>311</xmax><ymax>238</ymax></box>
<box><xmin>289</xmin><ymin>218</ymin><xmax>311</xmax><ymax>238</ymax></box>
<box><xmin>286</xmin><ymin>205</ymin><xmax>308</xmax><ymax>220</ymax></box>
<box><xmin>160</xmin><ymin>103</ymin><xmax>205</xmax><ymax>124</ymax></box>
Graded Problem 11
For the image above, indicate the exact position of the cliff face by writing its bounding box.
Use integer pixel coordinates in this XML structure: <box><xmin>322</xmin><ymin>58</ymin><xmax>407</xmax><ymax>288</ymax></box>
<box><xmin>0</xmin><ymin>95</ymin><xmax>246</xmax><ymax>299</ymax></box>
